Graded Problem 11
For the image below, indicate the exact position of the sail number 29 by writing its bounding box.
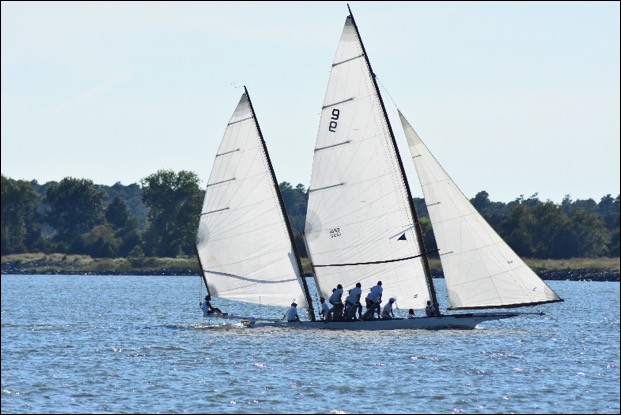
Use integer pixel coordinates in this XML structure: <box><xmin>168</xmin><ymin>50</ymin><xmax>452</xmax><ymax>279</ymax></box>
<box><xmin>328</xmin><ymin>109</ymin><xmax>340</xmax><ymax>132</ymax></box>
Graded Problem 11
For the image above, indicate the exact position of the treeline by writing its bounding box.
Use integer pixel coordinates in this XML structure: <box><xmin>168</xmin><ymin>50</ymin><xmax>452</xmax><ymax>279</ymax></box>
<box><xmin>1</xmin><ymin>172</ymin><xmax>619</xmax><ymax>260</ymax></box>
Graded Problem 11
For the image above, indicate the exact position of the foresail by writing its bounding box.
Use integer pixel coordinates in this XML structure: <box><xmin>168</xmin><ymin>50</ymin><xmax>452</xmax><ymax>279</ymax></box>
<box><xmin>399</xmin><ymin>111</ymin><xmax>563</xmax><ymax>309</ymax></box>
<box><xmin>304</xmin><ymin>16</ymin><xmax>430</xmax><ymax>310</ymax></box>
<box><xmin>195</xmin><ymin>93</ymin><xmax>306</xmax><ymax>308</ymax></box>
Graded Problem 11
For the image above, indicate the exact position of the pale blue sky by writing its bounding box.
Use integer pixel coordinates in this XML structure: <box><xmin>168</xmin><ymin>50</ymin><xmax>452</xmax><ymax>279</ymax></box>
<box><xmin>2</xmin><ymin>1</ymin><xmax>619</xmax><ymax>203</ymax></box>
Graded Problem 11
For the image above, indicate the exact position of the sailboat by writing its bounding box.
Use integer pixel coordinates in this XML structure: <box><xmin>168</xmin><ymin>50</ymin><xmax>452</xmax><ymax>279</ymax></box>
<box><xmin>296</xmin><ymin>5</ymin><xmax>563</xmax><ymax>330</ymax></box>
<box><xmin>196</xmin><ymin>7</ymin><xmax>563</xmax><ymax>331</ymax></box>
<box><xmin>195</xmin><ymin>86</ymin><xmax>316</xmax><ymax>323</ymax></box>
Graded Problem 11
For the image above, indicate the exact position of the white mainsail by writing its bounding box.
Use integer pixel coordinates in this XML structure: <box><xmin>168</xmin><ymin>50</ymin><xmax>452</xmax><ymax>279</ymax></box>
<box><xmin>399</xmin><ymin>111</ymin><xmax>563</xmax><ymax>309</ymax></box>
<box><xmin>304</xmin><ymin>16</ymin><xmax>430</xmax><ymax>310</ymax></box>
<box><xmin>195</xmin><ymin>92</ymin><xmax>307</xmax><ymax>308</ymax></box>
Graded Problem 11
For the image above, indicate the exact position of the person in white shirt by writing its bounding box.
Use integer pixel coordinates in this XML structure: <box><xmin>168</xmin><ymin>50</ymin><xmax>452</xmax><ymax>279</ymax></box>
<box><xmin>381</xmin><ymin>297</ymin><xmax>396</xmax><ymax>319</ymax></box>
<box><xmin>345</xmin><ymin>282</ymin><xmax>363</xmax><ymax>320</ymax></box>
<box><xmin>407</xmin><ymin>308</ymin><xmax>416</xmax><ymax>319</ymax></box>
<box><xmin>363</xmin><ymin>281</ymin><xmax>383</xmax><ymax>320</ymax></box>
<box><xmin>286</xmin><ymin>302</ymin><xmax>301</xmax><ymax>323</ymax></box>
<box><xmin>328</xmin><ymin>284</ymin><xmax>344</xmax><ymax>320</ymax></box>
<box><xmin>319</xmin><ymin>297</ymin><xmax>331</xmax><ymax>321</ymax></box>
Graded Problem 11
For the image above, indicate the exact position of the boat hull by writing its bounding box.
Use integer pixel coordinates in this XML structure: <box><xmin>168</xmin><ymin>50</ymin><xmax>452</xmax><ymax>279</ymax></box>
<box><xmin>240</xmin><ymin>312</ymin><xmax>520</xmax><ymax>331</ymax></box>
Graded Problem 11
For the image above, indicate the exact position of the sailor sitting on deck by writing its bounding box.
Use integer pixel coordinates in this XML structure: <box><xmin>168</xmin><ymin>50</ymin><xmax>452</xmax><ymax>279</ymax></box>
<box><xmin>286</xmin><ymin>302</ymin><xmax>301</xmax><ymax>323</ymax></box>
<box><xmin>200</xmin><ymin>295</ymin><xmax>227</xmax><ymax>317</ymax></box>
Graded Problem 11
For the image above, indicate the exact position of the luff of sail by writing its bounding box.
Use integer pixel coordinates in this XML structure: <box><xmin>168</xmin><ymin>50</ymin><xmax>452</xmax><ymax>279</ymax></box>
<box><xmin>304</xmin><ymin>15</ymin><xmax>430</xmax><ymax>310</ymax></box>
<box><xmin>195</xmin><ymin>92</ymin><xmax>307</xmax><ymax>308</ymax></box>
<box><xmin>398</xmin><ymin>111</ymin><xmax>563</xmax><ymax>310</ymax></box>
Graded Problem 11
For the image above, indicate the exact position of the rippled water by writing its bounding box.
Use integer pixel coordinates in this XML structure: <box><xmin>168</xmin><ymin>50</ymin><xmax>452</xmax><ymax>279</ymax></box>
<box><xmin>1</xmin><ymin>275</ymin><xmax>619</xmax><ymax>414</ymax></box>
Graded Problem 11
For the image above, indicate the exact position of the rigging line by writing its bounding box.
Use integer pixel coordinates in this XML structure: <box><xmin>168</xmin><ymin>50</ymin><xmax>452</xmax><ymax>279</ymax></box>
<box><xmin>314</xmin><ymin>249</ymin><xmax>438</xmax><ymax>268</ymax></box>
<box><xmin>376</xmin><ymin>77</ymin><xmax>398</xmax><ymax>109</ymax></box>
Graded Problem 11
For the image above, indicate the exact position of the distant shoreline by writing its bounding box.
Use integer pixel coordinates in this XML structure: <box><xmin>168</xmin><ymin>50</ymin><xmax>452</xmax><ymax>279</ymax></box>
<box><xmin>2</xmin><ymin>267</ymin><xmax>618</xmax><ymax>282</ymax></box>
<box><xmin>1</xmin><ymin>254</ymin><xmax>619</xmax><ymax>282</ymax></box>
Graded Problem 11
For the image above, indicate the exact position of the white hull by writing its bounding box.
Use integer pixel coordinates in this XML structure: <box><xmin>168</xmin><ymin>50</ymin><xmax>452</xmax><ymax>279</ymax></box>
<box><xmin>239</xmin><ymin>312</ymin><xmax>520</xmax><ymax>331</ymax></box>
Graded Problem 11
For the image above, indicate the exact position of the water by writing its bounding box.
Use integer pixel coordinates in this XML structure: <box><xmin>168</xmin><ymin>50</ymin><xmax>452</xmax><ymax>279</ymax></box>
<box><xmin>1</xmin><ymin>275</ymin><xmax>619</xmax><ymax>414</ymax></box>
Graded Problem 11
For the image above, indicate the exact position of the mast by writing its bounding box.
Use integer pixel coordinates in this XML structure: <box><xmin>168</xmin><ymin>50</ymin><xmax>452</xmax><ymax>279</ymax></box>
<box><xmin>194</xmin><ymin>243</ymin><xmax>210</xmax><ymax>295</ymax></box>
<box><xmin>347</xmin><ymin>5</ymin><xmax>441</xmax><ymax>315</ymax></box>
<box><xmin>301</xmin><ymin>231</ymin><xmax>323</xmax><ymax>302</ymax></box>
<box><xmin>244</xmin><ymin>86</ymin><xmax>316</xmax><ymax>321</ymax></box>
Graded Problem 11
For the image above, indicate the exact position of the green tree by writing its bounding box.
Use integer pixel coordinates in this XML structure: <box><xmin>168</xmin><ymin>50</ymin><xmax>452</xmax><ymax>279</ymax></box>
<box><xmin>279</xmin><ymin>182</ymin><xmax>308</xmax><ymax>233</ymax></box>
<box><xmin>140</xmin><ymin>170</ymin><xmax>203</xmax><ymax>257</ymax></box>
<box><xmin>44</xmin><ymin>177</ymin><xmax>108</xmax><ymax>252</ymax></box>
<box><xmin>78</xmin><ymin>224</ymin><xmax>120</xmax><ymax>258</ymax></box>
<box><xmin>471</xmin><ymin>191</ymin><xmax>491</xmax><ymax>214</ymax></box>
<box><xmin>530</xmin><ymin>202</ymin><xmax>568</xmax><ymax>258</ymax></box>
<box><xmin>501</xmin><ymin>204</ymin><xmax>538</xmax><ymax>257</ymax></box>
<box><xmin>556</xmin><ymin>210</ymin><xmax>609</xmax><ymax>258</ymax></box>
<box><xmin>1</xmin><ymin>175</ymin><xmax>43</xmax><ymax>254</ymax></box>
<box><xmin>105</xmin><ymin>197</ymin><xmax>142</xmax><ymax>257</ymax></box>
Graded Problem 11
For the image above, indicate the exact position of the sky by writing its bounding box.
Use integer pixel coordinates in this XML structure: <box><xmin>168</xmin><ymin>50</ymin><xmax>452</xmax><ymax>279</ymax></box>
<box><xmin>2</xmin><ymin>1</ymin><xmax>619</xmax><ymax>203</ymax></box>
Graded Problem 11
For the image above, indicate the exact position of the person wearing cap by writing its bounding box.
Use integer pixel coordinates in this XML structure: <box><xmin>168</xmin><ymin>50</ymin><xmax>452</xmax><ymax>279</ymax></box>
<box><xmin>381</xmin><ymin>297</ymin><xmax>397</xmax><ymax>319</ymax></box>
<box><xmin>200</xmin><ymin>294</ymin><xmax>227</xmax><ymax>317</ymax></box>
<box><xmin>286</xmin><ymin>302</ymin><xmax>301</xmax><ymax>323</ymax></box>
<box><xmin>319</xmin><ymin>297</ymin><xmax>330</xmax><ymax>321</ymax></box>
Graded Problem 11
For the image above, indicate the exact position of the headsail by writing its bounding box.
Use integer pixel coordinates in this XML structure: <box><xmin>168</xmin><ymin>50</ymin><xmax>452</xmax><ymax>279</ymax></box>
<box><xmin>398</xmin><ymin>111</ymin><xmax>563</xmax><ymax>310</ymax></box>
<box><xmin>196</xmin><ymin>90</ymin><xmax>308</xmax><ymax>308</ymax></box>
<box><xmin>304</xmin><ymin>14</ymin><xmax>430</xmax><ymax>310</ymax></box>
